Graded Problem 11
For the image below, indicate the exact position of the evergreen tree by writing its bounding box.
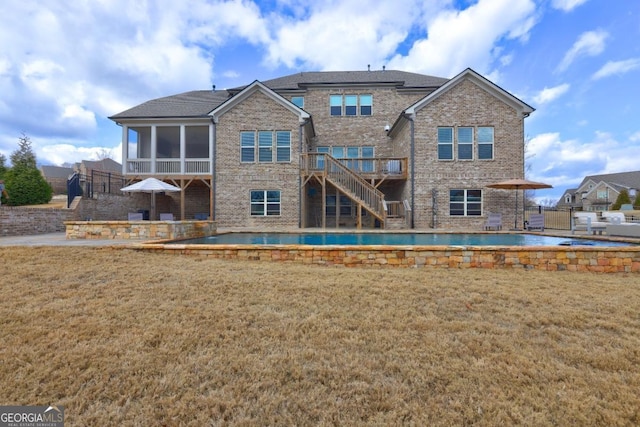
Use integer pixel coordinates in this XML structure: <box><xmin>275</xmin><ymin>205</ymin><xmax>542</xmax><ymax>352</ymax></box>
<box><xmin>610</xmin><ymin>189</ymin><xmax>632</xmax><ymax>210</ymax></box>
<box><xmin>0</xmin><ymin>153</ymin><xmax>7</xmax><ymax>179</ymax></box>
<box><xmin>4</xmin><ymin>134</ymin><xmax>52</xmax><ymax>206</ymax></box>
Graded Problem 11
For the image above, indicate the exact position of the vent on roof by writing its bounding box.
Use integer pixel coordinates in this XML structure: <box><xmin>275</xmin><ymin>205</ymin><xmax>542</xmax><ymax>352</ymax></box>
<box><xmin>212</xmin><ymin>85</ymin><xmax>216</xmax><ymax>91</ymax></box>
<box><xmin>368</xmin><ymin>64</ymin><xmax>371</xmax><ymax>72</ymax></box>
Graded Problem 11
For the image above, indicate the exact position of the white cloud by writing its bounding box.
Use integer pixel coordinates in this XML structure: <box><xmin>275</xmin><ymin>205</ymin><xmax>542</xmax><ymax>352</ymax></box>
<box><xmin>533</xmin><ymin>83</ymin><xmax>570</xmax><ymax>104</ymax></box>
<box><xmin>265</xmin><ymin>0</ymin><xmax>417</xmax><ymax>70</ymax></box>
<box><xmin>387</xmin><ymin>0</ymin><xmax>537</xmax><ymax>77</ymax></box>
<box><xmin>556</xmin><ymin>29</ymin><xmax>608</xmax><ymax>72</ymax></box>
<box><xmin>527</xmin><ymin>131</ymin><xmax>640</xmax><ymax>194</ymax></box>
<box><xmin>592</xmin><ymin>58</ymin><xmax>640</xmax><ymax>80</ymax></box>
<box><xmin>551</xmin><ymin>0</ymin><xmax>589</xmax><ymax>12</ymax></box>
<box><xmin>39</xmin><ymin>142</ymin><xmax>121</xmax><ymax>167</ymax></box>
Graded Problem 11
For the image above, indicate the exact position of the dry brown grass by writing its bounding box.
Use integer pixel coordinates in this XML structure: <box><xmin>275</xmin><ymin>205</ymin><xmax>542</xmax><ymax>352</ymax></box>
<box><xmin>1</xmin><ymin>247</ymin><xmax>639</xmax><ymax>426</ymax></box>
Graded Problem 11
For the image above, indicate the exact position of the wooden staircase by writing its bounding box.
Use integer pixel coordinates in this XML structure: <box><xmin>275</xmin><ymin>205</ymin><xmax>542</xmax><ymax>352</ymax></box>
<box><xmin>301</xmin><ymin>153</ymin><xmax>387</xmax><ymax>226</ymax></box>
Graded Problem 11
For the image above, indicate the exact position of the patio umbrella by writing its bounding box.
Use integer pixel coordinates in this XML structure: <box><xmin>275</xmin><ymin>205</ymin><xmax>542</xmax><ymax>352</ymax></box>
<box><xmin>121</xmin><ymin>177</ymin><xmax>181</xmax><ymax>220</ymax></box>
<box><xmin>487</xmin><ymin>178</ymin><xmax>552</xmax><ymax>230</ymax></box>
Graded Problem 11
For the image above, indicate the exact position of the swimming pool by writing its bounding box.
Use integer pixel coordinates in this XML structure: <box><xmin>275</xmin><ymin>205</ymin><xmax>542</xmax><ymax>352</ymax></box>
<box><xmin>175</xmin><ymin>232</ymin><xmax>634</xmax><ymax>247</ymax></box>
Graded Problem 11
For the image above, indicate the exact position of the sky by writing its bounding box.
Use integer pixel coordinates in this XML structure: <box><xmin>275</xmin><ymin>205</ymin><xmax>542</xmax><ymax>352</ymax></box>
<box><xmin>1</xmin><ymin>0</ymin><xmax>639</xmax><ymax>204</ymax></box>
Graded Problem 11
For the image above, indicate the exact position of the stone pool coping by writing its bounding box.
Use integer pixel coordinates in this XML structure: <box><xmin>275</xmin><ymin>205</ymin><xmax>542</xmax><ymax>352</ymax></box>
<box><xmin>129</xmin><ymin>240</ymin><xmax>640</xmax><ymax>272</ymax></box>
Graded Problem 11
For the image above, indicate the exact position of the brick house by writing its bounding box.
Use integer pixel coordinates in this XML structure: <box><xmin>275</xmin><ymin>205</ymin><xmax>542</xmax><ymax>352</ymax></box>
<box><xmin>557</xmin><ymin>170</ymin><xmax>640</xmax><ymax>211</ymax></box>
<box><xmin>109</xmin><ymin>68</ymin><xmax>534</xmax><ymax>229</ymax></box>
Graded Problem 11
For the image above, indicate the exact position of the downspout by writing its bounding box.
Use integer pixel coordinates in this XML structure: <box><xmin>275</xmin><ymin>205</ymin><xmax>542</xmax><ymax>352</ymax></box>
<box><xmin>298</xmin><ymin>119</ymin><xmax>308</xmax><ymax>228</ymax></box>
<box><xmin>407</xmin><ymin>113</ymin><xmax>416</xmax><ymax>229</ymax></box>
<box><xmin>211</xmin><ymin>116</ymin><xmax>217</xmax><ymax>221</ymax></box>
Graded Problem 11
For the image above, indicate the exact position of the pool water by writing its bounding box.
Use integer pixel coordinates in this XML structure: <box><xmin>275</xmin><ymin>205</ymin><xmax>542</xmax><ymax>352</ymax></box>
<box><xmin>176</xmin><ymin>233</ymin><xmax>633</xmax><ymax>247</ymax></box>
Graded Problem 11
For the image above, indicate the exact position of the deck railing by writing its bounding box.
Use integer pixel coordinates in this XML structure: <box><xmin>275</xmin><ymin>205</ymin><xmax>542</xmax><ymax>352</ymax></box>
<box><xmin>125</xmin><ymin>158</ymin><xmax>211</xmax><ymax>175</ymax></box>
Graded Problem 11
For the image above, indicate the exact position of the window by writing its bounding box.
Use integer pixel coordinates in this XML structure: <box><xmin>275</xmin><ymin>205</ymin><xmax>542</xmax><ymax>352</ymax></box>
<box><xmin>326</xmin><ymin>195</ymin><xmax>353</xmax><ymax>216</ymax></box>
<box><xmin>258</xmin><ymin>132</ymin><xmax>273</xmax><ymax>162</ymax></box>
<box><xmin>250</xmin><ymin>190</ymin><xmax>281</xmax><ymax>216</ymax></box>
<box><xmin>241</xmin><ymin>132</ymin><xmax>255</xmax><ymax>162</ymax></box>
<box><xmin>276</xmin><ymin>131</ymin><xmax>291</xmax><ymax>162</ymax></box>
<box><xmin>477</xmin><ymin>127</ymin><xmax>494</xmax><ymax>160</ymax></box>
<box><xmin>316</xmin><ymin>146</ymin><xmax>329</xmax><ymax>169</ymax></box>
<box><xmin>156</xmin><ymin>126</ymin><xmax>180</xmax><ymax>158</ymax></box>
<box><xmin>330</xmin><ymin>95</ymin><xmax>342</xmax><ymax>116</ymax></box>
<box><xmin>345</xmin><ymin>95</ymin><xmax>357</xmax><ymax>116</ymax></box>
<box><xmin>450</xmin><ymin>189</ymin><xmax>482</xmax><ymax>216</ymax></box>
<box><xmin>361</xmin><ymin>146</ymin><xmax>374</xmax><ymax>172</ymax></box>
<box><xmin>291</xmin><ymin>96</ymin><xmax>304</xmax><ymax>108</ymax></box>
<box><xmin>330</xmin><ymin>94</ymin><xmax>373</xmax><ymax>116</ymax></box>
<box><xmin>241</xmin><ymin>131</ymin><xmax>291</xmax><ymax>163</ymax></box>
<box><xmin>360</xmin><ymin>95</ymin><xmax>372</xmax><ymax>116</ymax></box>
<box><xmin>185</xmin><ymin>126</ymin><xmax>209</xmax><ymax>158</ymax></box>
<box><xmin>437</xmin><ymin>127</ymin><xmax>454</xmax><ymax>160</ymax></box>
<box><xmin>457</xmin><ymin>127</ymin><xmax>473</xmax><ymax>160</ymax></box>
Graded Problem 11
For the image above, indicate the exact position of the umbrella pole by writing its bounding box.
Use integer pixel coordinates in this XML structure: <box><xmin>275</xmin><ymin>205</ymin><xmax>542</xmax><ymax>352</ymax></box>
<box><xmin>151</xmin><ymin>192</ymin><xmax>156</xmax><ymax>221</ymax></box>
<box><xmin>514</xmin><ymin>189</ymin><xmax>518</xmax><ymax>229</ymax></box>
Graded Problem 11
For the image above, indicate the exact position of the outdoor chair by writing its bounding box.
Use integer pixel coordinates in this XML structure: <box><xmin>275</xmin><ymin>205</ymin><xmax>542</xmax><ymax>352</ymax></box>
<box><xmin>603</xmin><ymin>211</ymin><xmax>640</xmax><ymax>237</ymax></box>
<box><xmin>572</xmin><ymin>212</ymin><xmax>607</xmax><ymax>235</ymax></box>
<box><xmin>159</xmin><ymin>213</ymin><xmax>174</xmax><ymax>221</ymax></box>
<box><xmin>483</xmin><ymin>213</ymin><xmax>502</xmax><ymax>231</ymax></box>
<box><xmin>602</xmin><ymin>211</ymin><xmax>626</xmax><ymax>224</ymax></box>
<box><xmin>128</xmin><ymin>212</ymin><xmax>144</xmax><ymax>221</ymax></box>
<box><xmin>527</xmin><ymin>213</ymin><xmax>545</xmax><ymax>231</ymax></box>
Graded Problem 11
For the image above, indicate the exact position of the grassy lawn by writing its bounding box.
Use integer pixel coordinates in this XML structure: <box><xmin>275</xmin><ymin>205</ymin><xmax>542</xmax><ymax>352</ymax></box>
<box><xmin>1</xmin><ymin>247</ymin><xmax>639</xmax><ymax>426</ymax></box>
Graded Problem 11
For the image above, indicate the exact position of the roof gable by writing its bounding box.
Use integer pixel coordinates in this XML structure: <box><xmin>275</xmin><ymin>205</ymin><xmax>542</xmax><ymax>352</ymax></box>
<box><xmin>578</xmin><ymin>170</ymin><xmax>640</xmax><ymax>190</ymax></box>
<box><xmin>404</xmin><ymin>68</ymin><xmax>534</xmax><ymax>118</ymax></box>
<box><xmin>210</xmin><ymin>80</ymin><xmax>310</xmax><ymax>123</ymax></box>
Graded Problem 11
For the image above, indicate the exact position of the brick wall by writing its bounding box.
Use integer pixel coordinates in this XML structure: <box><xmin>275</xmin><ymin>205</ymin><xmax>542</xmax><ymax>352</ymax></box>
<box><xmin>0</xmin><ymin>206</ymin><xmax>76</xmax><ymax>236</ymax></box>
<box><xmin>0</xmin><ymin>192</ymin><xmax>150</xmax><ymax>237</ymax></box>
<box><xmin>412</xmin><ymin>79</ymin><xmax>525</xmax><ymax>229</ymax></box>
<box><xmin>76</xmin><ymin>192</ymin><xmax>149</xmax><ymax>221</ymax></box>
<box><xmin>215</xmin><ymin>90</ymin><xmax>302</xmax><ymax>228</ymax></box>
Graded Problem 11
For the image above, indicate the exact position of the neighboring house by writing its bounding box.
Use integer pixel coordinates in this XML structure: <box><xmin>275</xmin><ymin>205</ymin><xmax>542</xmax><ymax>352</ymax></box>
<box><xmin>74</xmin><ymin>158</ymin><xmax>122</xmax><ymax>176</ymax></box>
<box><xmin>557</xmin><ymin>171</ymin><xmax>640</xmax><ymax>211</ymax></box>
<box><xmin>40</xmin><ymin>165</ymin><xmax>74</xmax><ymax>194</ymax></box>
<box><xmin>109</xmin><ymin>68</ymin><xmax>534</xmax><ymax>229</ymax></box>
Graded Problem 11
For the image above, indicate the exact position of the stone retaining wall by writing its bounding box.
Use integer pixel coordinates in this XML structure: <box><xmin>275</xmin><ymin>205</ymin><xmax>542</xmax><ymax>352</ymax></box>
<box><xmin>133</xmin><ymin>244</ymin><xmax>640</xmax><ymax>273</ymax></box>
<box><xmin>65</xmin><ymin>220</ymin><xmax>216</xmax><ymax>240</ymax></box>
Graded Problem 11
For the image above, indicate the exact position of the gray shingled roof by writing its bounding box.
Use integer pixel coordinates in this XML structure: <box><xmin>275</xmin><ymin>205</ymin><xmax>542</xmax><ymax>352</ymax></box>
<box><xmin>40</xmin><ymin>165</ymin><xmax>74</xmax><ymax>179</ymax></box>
<box><xmin>110</xmin><ymin>90</ymin><xmax>231</xmax><ymax>120</ymax></box>
<box><xmin>244</xmin><ymin>70</ymin><xmax>449</xmax><ymax>91</ymax></box>
<box><xmin>110</xmin><ymin>70</ymin><xmax>449</xmax><ymax>120</ymax></box>
<box><xmin>580</xmin><ymin>171</ymin><xmax>640</xmax><ymax>189</ymax></box>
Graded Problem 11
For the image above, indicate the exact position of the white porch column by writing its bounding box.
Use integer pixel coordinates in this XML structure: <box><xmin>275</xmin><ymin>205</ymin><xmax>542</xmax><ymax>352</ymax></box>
<box><xmin>180</xmin><ymin>125</ymin><xmax>186</xmax><ymax>174</ymax></box>
<box><xmin>121</xmin><ymin>125</ymin><xmax>128</xmax><ymax>175</ymax></box>
<box><xmin>151</xmin><ymin>125</ymin><xmax>157</xmax><ymax>174</ymax></box>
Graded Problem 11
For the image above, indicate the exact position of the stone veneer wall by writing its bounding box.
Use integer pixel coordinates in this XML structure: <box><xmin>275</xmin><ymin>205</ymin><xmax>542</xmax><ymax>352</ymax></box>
<box><xmin>133</xmin><ymin>244</ymin><xmax>640</xmax><ymax>273</ymax></box>
<box><xmin>65</xmin><ymin>220</ymin><xmax>216</xmax><ymax>240</ymax></box>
